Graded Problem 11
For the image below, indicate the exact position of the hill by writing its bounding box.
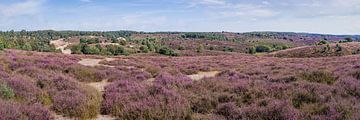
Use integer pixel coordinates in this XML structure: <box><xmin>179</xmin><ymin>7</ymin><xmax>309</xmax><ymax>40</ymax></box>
<box><xmin>269</xmin><ymin>42</ymin><xmax>360</xmax><ymax>58</ymax></box>
<box><xmin>0</xmin><ymin>48</ymin><xmax>360</xmax><ymax>119</ymax></box>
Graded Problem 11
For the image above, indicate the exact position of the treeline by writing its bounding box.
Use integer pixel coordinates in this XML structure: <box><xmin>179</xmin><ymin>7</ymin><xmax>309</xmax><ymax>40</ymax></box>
<box><xmin>181</xmin><ymin>32</ymin><xmax>228</xmax><ymax>41</ymax></box>
<box><xmin>0</xmin><ymin>32</ymin><xmax>56</xmax><ymax>52</ymax></box>
<box><xmin>71</xmin><ymin>38</ymin><xmax>179</xmax><ymax>56</ymax></box>
<box><xmin>248</xmin><ymin>44</ymin><xmax>289</xmax><ymax>54</ymax></box>
<box><xmin>0</xmin><ymin>30</ymin><xmax>137</xmax><ymax>52</ymax></box>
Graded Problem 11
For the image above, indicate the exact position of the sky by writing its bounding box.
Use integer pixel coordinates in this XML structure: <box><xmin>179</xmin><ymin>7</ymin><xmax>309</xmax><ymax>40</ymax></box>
<box><xmin>0</xmin><ymin>0</ymin><xmax>359</xmax><ymax>34</ymax></box>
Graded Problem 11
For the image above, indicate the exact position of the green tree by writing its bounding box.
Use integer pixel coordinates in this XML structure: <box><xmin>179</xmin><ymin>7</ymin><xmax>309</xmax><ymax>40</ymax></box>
<box><xmin>82</xmin><ymin>45</ymin><xmax>100</xmax><ymax>54</ymax></box>
<box><xmin>0</xmin><ymin>36</ymin><xmax>5</xmax><ymax>51</ymax></box>
<box><xmin>71</xmin><ymin>44</ymin><xmax>84</xmax><ymax>54</ymax></box>
<box><xmin>248</xmin><ymin>47</ymin><xmax>256</xmax><ymax>54</ymax></box>
<box><xmin>106</xmin><ymin>45</ymin><xmax>125</xmax><ymax>55</ymax></box>
<box><xmin>21</xmin><ymin>42</ymin><xmax>33</xmax><ymax>51</ymax></box>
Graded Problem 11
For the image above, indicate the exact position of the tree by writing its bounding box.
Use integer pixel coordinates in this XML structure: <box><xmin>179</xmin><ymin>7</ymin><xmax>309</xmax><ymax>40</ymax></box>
<box><xmin>106</xmin><ymin>45</ymin><xmax>125</xmax><ymax>55</ymax></box>
<box><xmin>81</xmin><ymin>45</ymin><xmax>100</xmax><ymax>54</ymax></box>
<box><xmin>21</xmin><ymin>43</ymin><xmax>33</xmax><ymax>51</ymax></box>
<box><xmin>71</xmin><ymin>44</ymin><xmax>84</xmax><ymax>54</ymax></box>
<box><xmin>248</xmin><ymin>47</ymin><xmax>256</xmax><ymax>54</ymax></box>
<box><xmin>0</xmin><ymin>36</ymin><xmax>5</xmax><ymax>51</ymax></box>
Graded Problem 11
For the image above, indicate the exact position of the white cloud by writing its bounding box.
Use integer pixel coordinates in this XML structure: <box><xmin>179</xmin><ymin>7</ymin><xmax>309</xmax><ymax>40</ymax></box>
<box><xmin>0</xmin><ymin>0</ymin><xmax>45</xmax><ymax>17</ymax></box>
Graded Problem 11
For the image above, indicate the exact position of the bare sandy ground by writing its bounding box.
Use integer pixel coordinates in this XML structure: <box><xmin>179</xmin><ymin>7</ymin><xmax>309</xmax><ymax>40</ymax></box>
<box><xmin>78</xmin><ymin>58</ymin><xmax>115</xmax><ymax>67</ymax></box>
<box><xmin>50</xmin><ymin>39</ymin><xmax>72</xmax><ymax>54</ymax></box>
<box><xmin>55</xmin><ymin>114</ymin><xmax>115</xmax><ymax>120</ymax></box>
<box><xmin>187</xmin><ymin>71</ymin><xmax>220</xmax><ymax>81</ymax></box>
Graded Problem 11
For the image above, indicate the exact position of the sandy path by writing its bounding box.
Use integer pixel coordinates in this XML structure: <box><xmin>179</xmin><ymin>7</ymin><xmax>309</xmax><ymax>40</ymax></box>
<box><xmin>78</xmin><ymin>58</ymin><xmax>115</xmax><ymax>67</ymax></box>
<box><xmin>187</xmin><ymin>71</ymin><xmax>220</xmax><ymax>81</ymax></box>
<box><xmin>86</xmin><ymin>80</ymin><xmax>110</xmax><ymax>93</ymax></box>
<box><xmin>50</xmin><ymin>39</ymin><xmax>72</xmax><ymax>54</ymax></box>
<box><xmin>145</xmin><ymin>71</ymin><xmax>220</xmax><ymax>84</ymax></box>
<box><xmin>54</xmin><ymin>58</ymin><xmax>118</xmax><ymax>120</ymax></box>
<box><xmin>55</xmin><ymin>114</ymin><xmax>115</xmax><ymax>120</ymax></box>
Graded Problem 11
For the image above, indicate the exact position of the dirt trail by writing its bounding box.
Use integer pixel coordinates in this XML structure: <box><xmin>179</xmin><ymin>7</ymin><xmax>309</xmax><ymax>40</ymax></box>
<box><xmin>50</xmin><ymin>39</ymin><xmax>72</xmax><ymax>54</ymax></box>
<box><xmin>78</xmin><ymin>58</ymin><xmax>115</xmax><ymax>67</ymax></box>
<box><xmin>54</xmin><ymin>58</ymin><xmax>119</xmax><ymax>120</ymax></box>
<box><xmin>55</xmin><ymin>114</ymin><xmax>115</xmax><ymax>120</ymax></box>
<box><xmin>86</xmin><ymin>80</ymin><xmax>110</xmax><ymax>93</ymax></box>
<box><xmin>187</xmin><ymin>71</ymin><xmax>220</xmax><ymax>81</ymax></box>
<box><xmin>145</xmin><ymin>71</ymin><xmax>220</xmax><ymax>83</ymax></box>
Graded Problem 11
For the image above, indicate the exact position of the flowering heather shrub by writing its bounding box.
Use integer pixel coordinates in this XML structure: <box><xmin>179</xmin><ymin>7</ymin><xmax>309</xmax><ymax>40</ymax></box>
<box><xmin>238</xmin><ymin>99</ymin><xmax>299</xmax><ymax>120</ymax></box>
<box><xmin>102</xmin><ymin>80</ymin><xmax>192</xmax><ymax>119</ymax></box>
<box><xmin>6</xmin><ymin>75</ymin><xmax>42</xmax><ymax>103</ymax></box>
<box><xmin>299</xmin><ymin>70</ymin><xmax>338</xmax><ymax>84</ymax></box>
<box><xmin>154</xmin><ymin>71</ymin><xmax>192</xmax><ymax>88</ymax></box>
<box><xmin>104</xmin><ymin>67</ymin><xmax>152</xmax><ymax>82</ymax></box>
<box><xmin>350</xmin><ymin>70</ymin><xmax>360</xmax><ymax>80</ymax></box>
<box><xmin>0</xmin><ymin>100</ymin><xmax>53</xmax><ymax>120</ymax></box>
<box><xmin>52</xmin><ymin>89</ymin><xmax>101</xmax><ymax>119</ymax></box>
<box><xmin>215</xmin><ymin>102</ymin><xmax>241</xmax><ymax>120</ymax></box>
<box><xmin>65</xmin><ymin>65</ymin><xmax>106</xmax><ymax>82</ymax></box>
<box><xmin>22</xmin><ymin>104</ymin><xmax>54</xmax><ymax>120</ymax></box>
<box><xmin>336</xmin><ymin>77</ymin><xmax>360</xmax><ymax>98</ymax></box>
<box><xmin>216</xmin><ymin>70</ymin><xmax>249</xmax><ymax>81</ymax></box>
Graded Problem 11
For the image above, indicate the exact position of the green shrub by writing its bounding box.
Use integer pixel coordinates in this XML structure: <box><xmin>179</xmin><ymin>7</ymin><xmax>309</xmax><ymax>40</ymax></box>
<box><xmin>292</xmin><ymin>92</ymin><xmax>318</xmax><ymax>108</ymax></box>
<box><xmin>299</xmin><ymin>71</ymin><xmax>338</xmax><ymax>84</ymax></box>
<box><xmin>82</xmin><ymin>46</ymin><xmax>100</xmax><ymax>55</ymax></box>
<box><xmin>256</xmin><ymin>45</ymin><xmax>271</xmax><ymax>52</ymax></box>
<box><xmin>248</xmin><ymin>47</ymin><xmax>256</xmax><ymax>54</ymax></box>
<box><xmin>139</xmin><ymin>45</ymin><xmax>149</xmax><ymax>53</ymax></box>
<box><xmin>0</xmin><ymin>84</ymin><xmax>15</xmax><ymax>100</ymax></box>
<box><xmin>158</xmin><ymin>46</ymin><xmax>178</xmax><ymax>56</ymax></box>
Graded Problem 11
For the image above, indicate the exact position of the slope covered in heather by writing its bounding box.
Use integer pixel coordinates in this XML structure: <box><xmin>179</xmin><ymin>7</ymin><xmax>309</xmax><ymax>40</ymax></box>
<box><xmin>0</xmin><ymin>48</ymin><xmax>360</xmax><ymax>119</ymax></box>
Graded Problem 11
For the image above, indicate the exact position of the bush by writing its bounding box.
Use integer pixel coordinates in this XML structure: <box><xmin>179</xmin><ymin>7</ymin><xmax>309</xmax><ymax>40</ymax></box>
<box><xmin>215</xmin><ymin>102</ymin><xmax>240</xmax><ymax>120</ymax></box>
<box><xmin>82</xmin><ymin>45</ymin><xmax>100</xmax><ymax>55</ymax></box>
<box><xmin>239</xmin><ymin>99</ymin><xmax>299</xmax><ymax>120</ymax></box>
<box><xmin>52</xmin><ymin>89</ymin><xmax>101</xmax><ymax>119</ymax></box>
<box><xmin>300</xmin><ymin>71</ymin><xmax>338</xmax><ymax>84</ymax></box>
<box><xmin>255</xmin><ymin>45</ymin><xmax>271</xmax><ymax>52</ymax></box>
<box><xmin>292</xmin><ymin>92</ymin><xmax>318</xmax><ymax>108</ymax></box>
<box><xmin>66</xmin><ymin>65</ymin><xmax>105</xmax><ymax>82</ymax></box>
<box><xmin>106</xmin><ymin>45</ymin><xmax>125</xmax><ymax>55</ymax></box>
<box><xmin>158</xmin><ymin>46</ymin><xmax>178</xmax><ymax>56</ymax></box>
<box><xmin>248</xmin><ymin>47</ymin><xmax>256</xmax><ymax>54</ymax></box>
<box><xmin>0</xmin><ymin>83</ymin><xmax>15</xmax><ymax>100</ymax></box>
<box><xmin>0</xmin><ymin>100</ymin><xmax>53</xmax><ymax>120</ymax></box>
<box><xmin>102</xmin><ymin>80</ymin><xmax>191</xmax><ymax>119</ymax></box>
<box><xmin>351</xmin><ymin>70</ymin><xmax>360</xmax><ymax>80</ymax></box>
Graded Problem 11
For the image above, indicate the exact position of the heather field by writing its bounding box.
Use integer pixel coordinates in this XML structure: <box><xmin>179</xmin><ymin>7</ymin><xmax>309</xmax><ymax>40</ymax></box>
<box><xmin>1</xmin><ymin>48</ymin><xmax>360</xmax><ymax>120</ymax></box>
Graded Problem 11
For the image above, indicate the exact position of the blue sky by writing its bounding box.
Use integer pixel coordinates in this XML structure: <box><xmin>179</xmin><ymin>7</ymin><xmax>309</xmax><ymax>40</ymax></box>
<box><xmin>0</xmin><ymin>0</ymin><xmax>359</xmax><ymax>34</ymax></box>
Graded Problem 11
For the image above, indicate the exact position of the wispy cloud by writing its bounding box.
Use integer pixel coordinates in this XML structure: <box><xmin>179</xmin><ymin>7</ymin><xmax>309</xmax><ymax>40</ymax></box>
<box><xmin>0</xmin><ymin>0</ymin><xmax>46</xmax><ymax>17</ymax></box>
<box><xmin>79</xmin><ymin>0</ymin><xmax>92</xmax><ymax>3</ymax></box>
